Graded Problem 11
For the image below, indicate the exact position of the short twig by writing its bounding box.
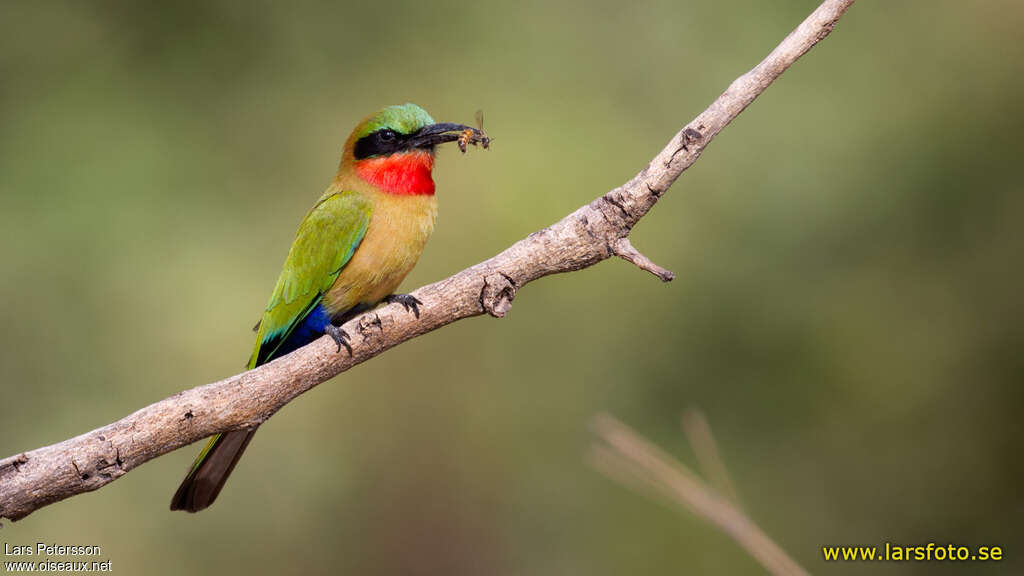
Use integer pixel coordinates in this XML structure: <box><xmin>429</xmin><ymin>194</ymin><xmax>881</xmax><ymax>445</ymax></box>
<box><xmin>612</xmin><ymin>238</ymin><xmax>675</xmax><ymax>282</ymax></box>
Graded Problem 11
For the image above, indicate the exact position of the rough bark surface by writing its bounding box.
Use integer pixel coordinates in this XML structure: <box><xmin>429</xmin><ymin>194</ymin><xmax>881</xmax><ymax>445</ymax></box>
<box><xmin>0</xmin><ymin>0</ymin><xmax>856</xmax><ymax>522</ymax></box>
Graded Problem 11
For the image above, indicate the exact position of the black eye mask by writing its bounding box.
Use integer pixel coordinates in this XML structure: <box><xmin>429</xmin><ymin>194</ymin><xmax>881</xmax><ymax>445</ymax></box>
<box><xmin>353</xmin><ymin>123</ymin><xmax>482</xmax><ymax>160</ymax></box>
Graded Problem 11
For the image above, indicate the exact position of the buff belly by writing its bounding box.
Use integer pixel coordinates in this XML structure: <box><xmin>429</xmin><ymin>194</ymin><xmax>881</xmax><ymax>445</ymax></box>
<box><xmin>322</xmin><ymin>191</ymin><xmax>437</xmax><ymax>317</ymax></box>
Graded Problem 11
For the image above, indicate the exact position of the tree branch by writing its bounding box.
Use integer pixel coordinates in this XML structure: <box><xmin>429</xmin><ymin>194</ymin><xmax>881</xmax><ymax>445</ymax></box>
<box><xmin>0</xmin><ymin>0</ymin><xmax>855</xmax><ymax>522</ymax></box>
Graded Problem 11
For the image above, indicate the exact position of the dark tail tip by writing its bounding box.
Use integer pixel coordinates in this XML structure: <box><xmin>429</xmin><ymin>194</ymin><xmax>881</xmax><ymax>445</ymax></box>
<box><xmin>170</xmin><ymin>429</ymin><xmax>257</xmax><ymax>513</ymax></box>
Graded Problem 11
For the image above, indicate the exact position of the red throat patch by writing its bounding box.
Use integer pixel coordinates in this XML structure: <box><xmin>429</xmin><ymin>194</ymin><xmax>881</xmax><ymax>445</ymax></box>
<box><xmin>354</xmin><ymin>151</ymin><xmax>435</xmax><ymax>196</ymax></box>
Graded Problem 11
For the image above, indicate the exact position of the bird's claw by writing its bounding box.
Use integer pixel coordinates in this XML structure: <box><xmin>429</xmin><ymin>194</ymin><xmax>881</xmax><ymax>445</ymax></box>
<box><xmin>384</xmin><ymin>294</ymin><xmax>422</xmax><ymax>318</ymax></box>
<box><xmin>324</xmin><ymin>324</ymin><xmax>352</xmax><ymax>356</ymax></box>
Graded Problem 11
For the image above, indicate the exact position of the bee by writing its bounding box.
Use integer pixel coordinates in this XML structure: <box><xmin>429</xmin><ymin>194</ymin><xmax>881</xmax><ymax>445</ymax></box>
<box><xmin>458</xmin><ymin>109</ymin><xmax>490</xmax><ymax>153</ymax></box>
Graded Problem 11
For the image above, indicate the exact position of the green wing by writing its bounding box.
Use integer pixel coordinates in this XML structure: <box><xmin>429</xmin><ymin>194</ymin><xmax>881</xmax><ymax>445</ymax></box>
<box><xmin>249</xmin><ymin>191</ymin><xmax>371</xmax><ymax>368</ymax></box>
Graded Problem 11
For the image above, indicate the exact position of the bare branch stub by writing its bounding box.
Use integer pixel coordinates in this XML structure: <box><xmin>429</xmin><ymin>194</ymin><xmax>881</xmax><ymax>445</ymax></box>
<box><xmin>480</xmin><ymin>272</ymin><xmax>517</xmax><ymax>318</ymax></box>
<box><xmin>0</xmin><ymin>0</ymin><xmax>856</xmax><ymax>522</ymax></box>
<box><xmin>612</xmin><ymin>238</ymin><xmax>675</xmax><ymax>282</ymax></box>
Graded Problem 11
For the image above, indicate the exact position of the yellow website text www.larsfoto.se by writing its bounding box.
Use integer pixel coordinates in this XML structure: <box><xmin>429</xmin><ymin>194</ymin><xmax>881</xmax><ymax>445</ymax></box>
<box><xmin>823</xmin><ymin>542</ymin><xmax>1002</xmax><ymax>562</ymax></box>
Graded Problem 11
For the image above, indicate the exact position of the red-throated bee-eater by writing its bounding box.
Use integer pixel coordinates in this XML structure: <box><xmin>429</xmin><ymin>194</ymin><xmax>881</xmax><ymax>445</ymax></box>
<box><xmin>171</xmin><ymin>103</ymin><xmax>488</xmax><ymax>512</ymax></box>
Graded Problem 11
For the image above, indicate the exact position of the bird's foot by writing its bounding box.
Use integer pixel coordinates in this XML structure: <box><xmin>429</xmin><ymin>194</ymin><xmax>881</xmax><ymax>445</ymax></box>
<box><xmin>324</xmin><ymin>324</ymin><xmax>352</xmax><ymax>356</ymax></box>
<box><xmin>384</xmin><ymin>294</ymin><xmax>422</xmax><ymax>318</ymax></box>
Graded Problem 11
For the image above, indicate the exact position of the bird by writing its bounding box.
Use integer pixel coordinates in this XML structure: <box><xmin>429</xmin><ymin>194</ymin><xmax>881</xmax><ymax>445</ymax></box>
<box><xmin>170</xmin><ymin>103</ymin><xmax>488</xmax><ymax>512</ymax></box>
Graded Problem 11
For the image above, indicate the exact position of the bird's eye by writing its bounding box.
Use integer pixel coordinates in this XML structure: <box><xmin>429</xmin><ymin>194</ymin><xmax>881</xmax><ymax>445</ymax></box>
<box><xmin>378</xmin><ymin>129</ymin><xmax>397</xmax><ymax>142</ymax></box>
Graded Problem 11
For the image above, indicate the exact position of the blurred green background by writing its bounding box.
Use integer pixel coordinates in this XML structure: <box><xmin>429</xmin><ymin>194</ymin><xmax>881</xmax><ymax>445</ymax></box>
<box><xmin>2</xmin><ymin>1</ymin><xmax>1022</xmax><ymax>574</ymax></box>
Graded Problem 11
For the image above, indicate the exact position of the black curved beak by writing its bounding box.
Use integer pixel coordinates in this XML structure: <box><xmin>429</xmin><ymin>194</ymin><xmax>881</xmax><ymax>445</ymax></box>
<box><xmin>408</xmin><ymin>122</ymin><xmax>489</xmax><ymax>149</ymax></box>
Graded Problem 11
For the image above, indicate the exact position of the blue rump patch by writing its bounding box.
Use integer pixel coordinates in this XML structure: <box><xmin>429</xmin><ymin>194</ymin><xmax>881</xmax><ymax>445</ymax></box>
<box><xmin>271</xmin><ymin>303</ymin><xmax>331</xmax><ymax>360</ymax></box>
